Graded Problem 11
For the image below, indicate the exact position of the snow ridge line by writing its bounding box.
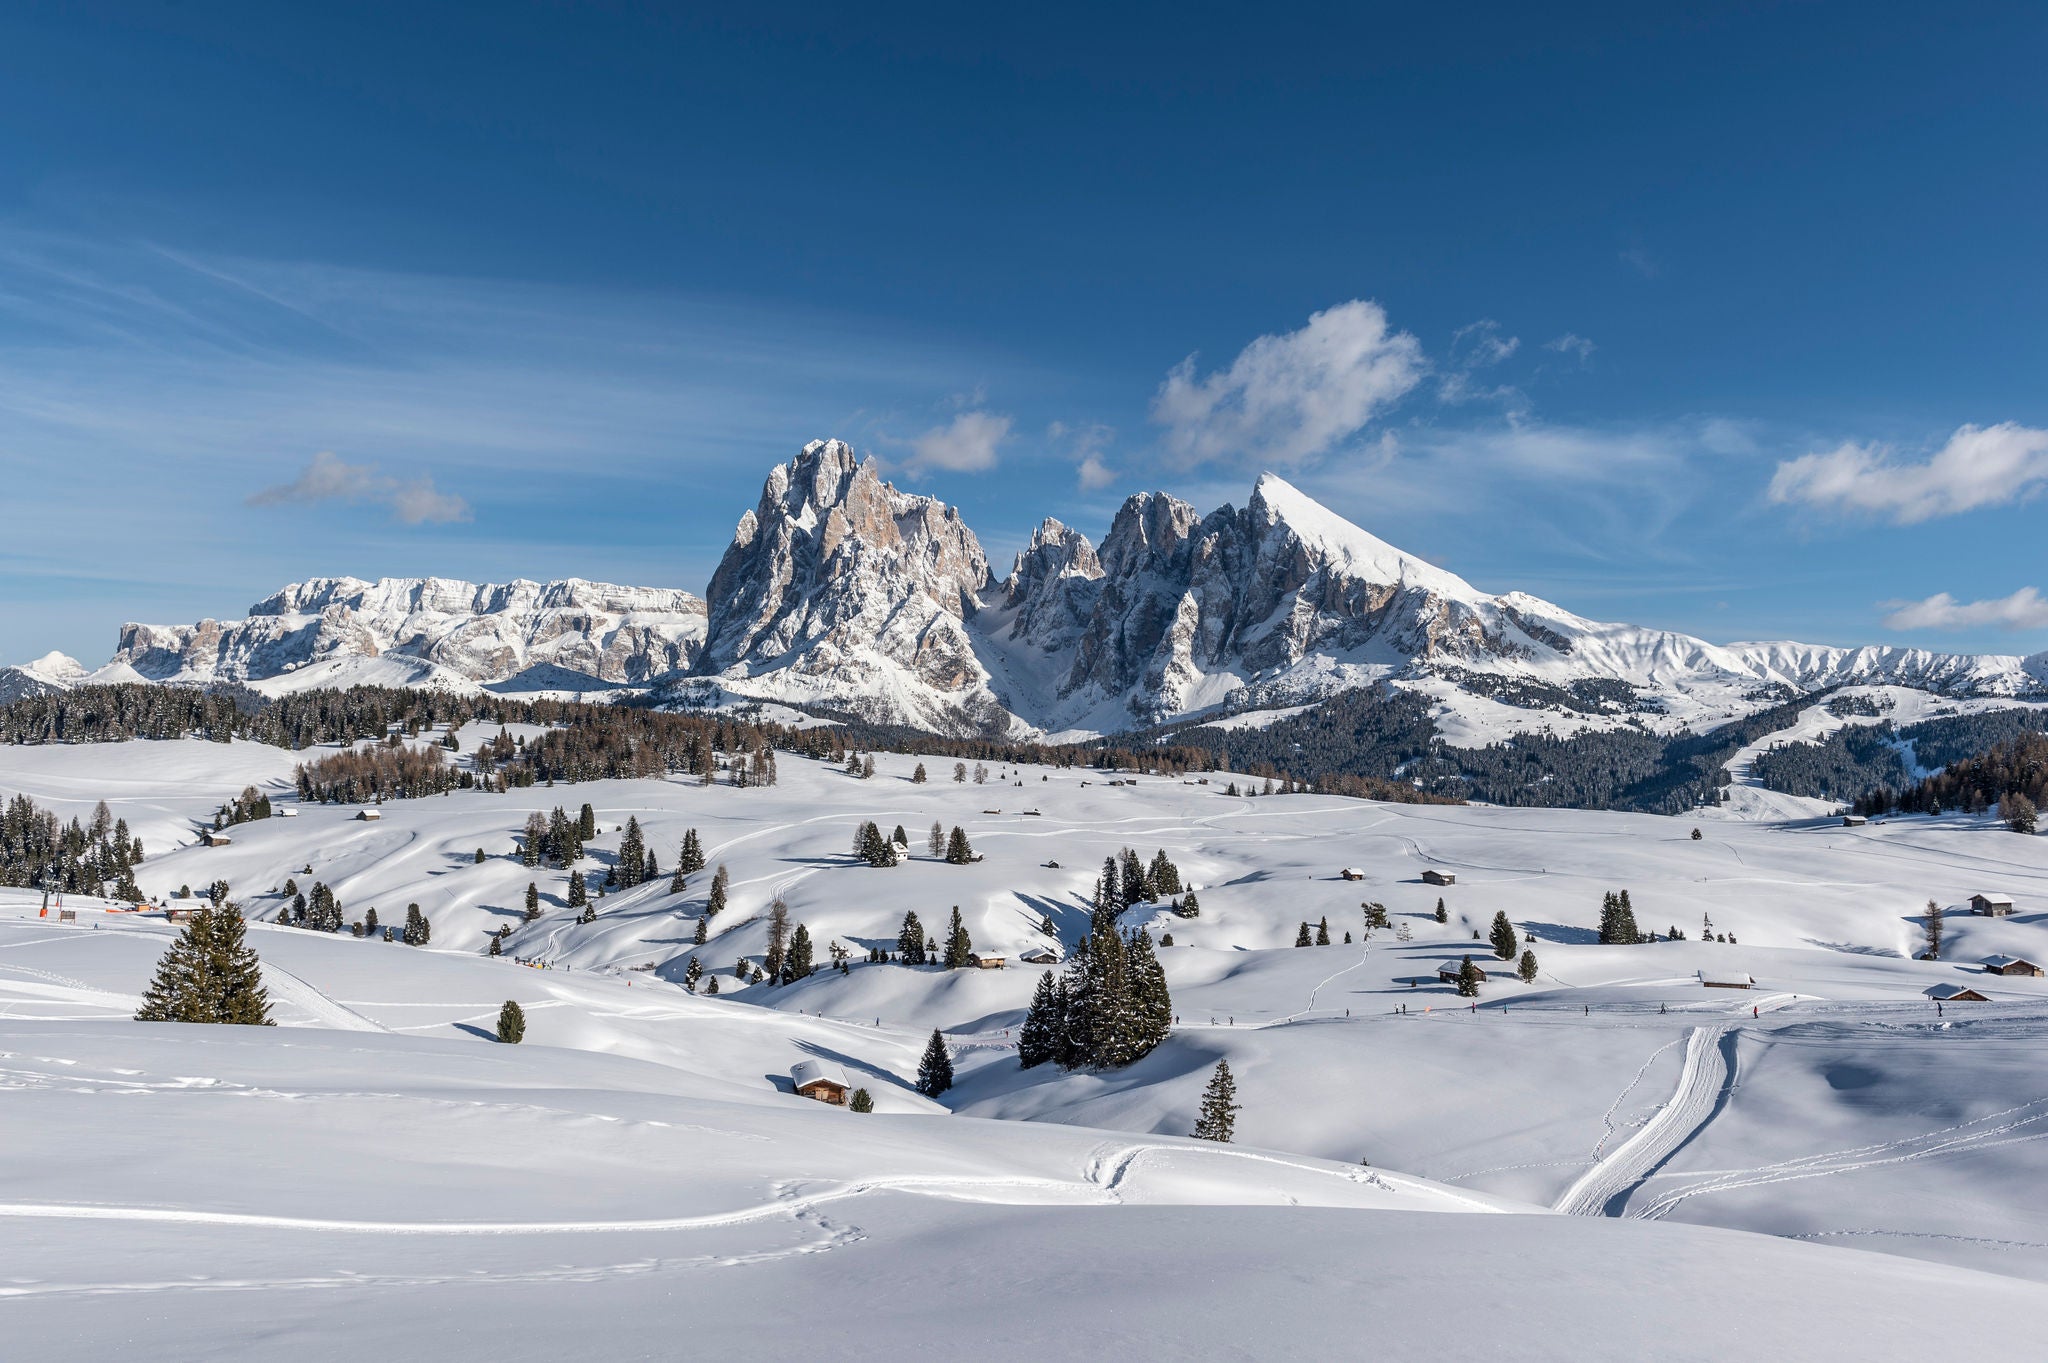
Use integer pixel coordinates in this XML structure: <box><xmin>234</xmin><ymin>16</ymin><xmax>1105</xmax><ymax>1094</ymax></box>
<box><xmin>1553</xmin><ymin>1024</ymin><xmax>1729</xmax><ymax>1217</ymax></box>
<box><xmin>257</xmin><ymin>963</ymin><xmax>388</xmax><ymax>1033</ymax></box>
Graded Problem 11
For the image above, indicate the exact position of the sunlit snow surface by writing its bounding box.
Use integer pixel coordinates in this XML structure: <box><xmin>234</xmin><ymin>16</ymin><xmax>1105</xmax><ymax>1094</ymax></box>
<box><xmin>7</xmin><ymin>732</ymin><xmax>2048</xmax><ymax>1357</ymax></box>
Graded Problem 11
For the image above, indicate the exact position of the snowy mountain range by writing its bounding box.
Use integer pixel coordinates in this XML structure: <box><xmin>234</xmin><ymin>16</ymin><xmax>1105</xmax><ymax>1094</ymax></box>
<box><xmin>21</xmin><ymin>437</ymin><xmax>2048</xmax><ymax>736</ymax></box>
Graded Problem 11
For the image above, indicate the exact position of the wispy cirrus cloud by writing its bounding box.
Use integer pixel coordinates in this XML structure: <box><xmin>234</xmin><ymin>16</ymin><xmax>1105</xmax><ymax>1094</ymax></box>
<box><xmin>1769</xmin><ymin>422</ymin><xmax>2048</xmax><ymax>523</ymax></box>
<box><xmin>1150</xmin><ymin>299</ymin><xmax>1425</xmax><ymax>468</ymax></box>
<box><xmin>248</xmin><ymin>450</ymin><xmax>471</xmax><ymax>525</ymax></box>
<box><xmin>1883</xmin><ymin>587</ymin><xmax>2048</xmax><ymax>632</ymax></box>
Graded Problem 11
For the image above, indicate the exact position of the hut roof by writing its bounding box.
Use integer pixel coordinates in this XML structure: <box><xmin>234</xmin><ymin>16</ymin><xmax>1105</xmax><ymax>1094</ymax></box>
<box><xmin>1982</xmin><ymin>954</ymin><xmax>2037</xmax><ymax>971</ymax></box>
<box><xmin>790</xmin><ymin>1059</ymin><xmax>849</xmax><ymax>1092</ymax></box>
<box><xmin>1698</xmin><ymin>969</ymin><xmax>1754</xmax><ymax>987</ymax></box>
<box><xmin>1927</xmin><ymin>983</ymin><xmax>1987</xmax><ymax>1000</ymax></box>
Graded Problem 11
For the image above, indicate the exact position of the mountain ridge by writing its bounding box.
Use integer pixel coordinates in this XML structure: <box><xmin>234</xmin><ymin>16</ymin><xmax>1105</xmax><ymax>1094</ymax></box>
<box><xmin>20</xmin><ymin>439</ymin><xmax>2048</xmax><ymax>737</ymax></box>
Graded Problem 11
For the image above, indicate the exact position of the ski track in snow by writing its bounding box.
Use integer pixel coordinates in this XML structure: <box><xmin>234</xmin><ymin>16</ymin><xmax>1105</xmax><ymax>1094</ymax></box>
<box><xmin>1632</xmin><ymin>1095</ymin><xmax>2048</xmax><ymax>1222</ymax></box>
<box><xmin>257</xmin><ymin>961</ymin><xmax>388</xmax><ymax>1033</ymax></box>
<box><xmin>1554</xmin><ymin>1024</ymin><xmax>1731</xmax><ymax>1216</ymax></box>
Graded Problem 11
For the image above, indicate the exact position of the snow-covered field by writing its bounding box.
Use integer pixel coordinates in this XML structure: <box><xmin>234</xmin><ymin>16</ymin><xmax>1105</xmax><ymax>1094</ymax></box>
<box><xmin>9</xmin><ymin>731</ymin><xmax>2048</xmax><ymax>1357</ymax></box>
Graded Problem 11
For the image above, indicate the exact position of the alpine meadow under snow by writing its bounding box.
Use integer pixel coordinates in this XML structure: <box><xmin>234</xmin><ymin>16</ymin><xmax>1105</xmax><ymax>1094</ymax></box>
<box><xmin>8</xmin><ymin>709</ymin><xmax>2048</xmax><ymax>1358</ymax></box>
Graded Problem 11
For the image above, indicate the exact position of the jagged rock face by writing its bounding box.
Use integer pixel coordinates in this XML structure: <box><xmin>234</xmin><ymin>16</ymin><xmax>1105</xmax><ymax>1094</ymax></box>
<box><xmin>694</xmin><ymin>440</ymin><xmax>1009</xmax><ymax>733</ymax></box>
<box><xmin>1001</xmin><ymin>518</ymin><xmax>1103</xmax><ymax>656</ymax></box>
<box><xmin>110</xmin><ymin>578</ymin><xmax>706</xmax><ymax>686</ymax></box>
<box><xmin>1037</xmin><ymin>476</ymin><xmax>1525</xmax><ymax>723</ymax></box>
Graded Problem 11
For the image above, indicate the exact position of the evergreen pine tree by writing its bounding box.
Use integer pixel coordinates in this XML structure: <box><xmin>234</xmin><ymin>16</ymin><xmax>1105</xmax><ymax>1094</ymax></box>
<box><xmin>136</xmin><ymin>903</ymin><xmax>274</xmax><ymax>1025</ymax></box>
<box><xmin>684</xmin><ymin>956</ymin><xmax>703</xmax><ymax>992</ymax></box>
<box><xmin>1125</xmin><ymin>928</ymin><xmax>1172</xmax><ymax>1053</ymax></box>
<box><xmin>707</xmin><ymin>864</ymin><xmax>728</xmax><ymax>916</ymax></box>
<box><xmin>912</xmin><ymin>762</ymin><xmax>927</xmax><ymax>784</ymax></box>
<box><xmin>916</xmin><ymin>1029</ymin><xmax>955</xmax><ymax>1097</ymax></box>
<box><xmin>617</xmin><ymin>815</ymin><xmax>646</xmax><ymax>887</ymax></box>
<box><xmin>496</xmin><ymin>999</ymin><xmax>526</xmax><ymax>1043</ymax></box>
<box><xmin>488</xmin><ymin>932</ymin><xmax>502</xmax><ymax>957</ymax></box>
<box><xmin>1456</xmin><ymin>955</ymin><xmax>1481</xmax><ymax>998</ymax></box>
<box><xmin>474</xmin><ymin>848</ymin><xmax>486</xmax><ymax>864</ymax></box>
<box><xmin>1018</xmin><ymin>970</ymin><xmax>1060</xmax><ymax>1068</ymax></box>
<box><xmin>679</xmin><ymin>829</ymin><xmax>706</xmax><ymax>875</ymax></box>
<box><xmin>1489</xmin><ymin>911</ymin><xmax>1518</xmax><ymax>961</ymax></box>
<box><xmin>783</xmin><ymin>923</ymin><xmax>815</xmax><ymax>984</ymax></box>
<box><xmin>764</xmin><ymin>898</ymin><xmax>791</xmax><ymax>982</ymax></box>
<box><xmin>1517</xmin><ymin>948</ymin><xmax>1539</xmax><ymax>983</ymax></box>
<box><xmin>524</xmin><ymin>883</ymin><xmax>541</xmax><ymax>920</ymax></box>
<box><xmin>848</xmin><ymin>1087</ymin><xmax>875</xmax><ymax>1112</ymax></box>
<box><xmin>945</xmin><ymin>826</ymin><xmax>973</xmax><ymax>864</ymax></box>
<box><xmin>943</xmin><ymin>906</ymin><xmax>974</xmax><ymax>969</ymax></box>
<box><xmin>1191</xmin><ymin>1060</ymin><xmax>1239</xmax><ymax>1142</ymax></box>
<box><xmin>1150</xmin><ymin>849</ymin><xmax>1182</xmax><ymax>896</ymax></box>
<box><xmin>1294</xmin><ymin>922</ymin><xmax>1312</xmax><ymax>947</ymax></box>
<box><xmin>578</xmin><ymin>803</ymin><xmax>596</xmax><ymax>840</ymax></box>
<box><xmin>363</xmin><ymin>906</ymin><xmax>378</xmax><ymax>935</ymax></box>
<box><xmin>567</xmin><ymin>870</ymin><xmax>588</xmax><ymax>908</ymax></box>
<box><xmin>898</xmin><ymin>910</ymin><xmax>927</xmax><ymax>965</ymax></box>
<box><xmin>693</xmin><ymin>915</ymin><xmax>708</xmax><ymax>945</ymax></box>
<box><xmin>1316</xmin><ymin>916</ymin><xmax>1331</xmax><ymax>946</ymax></box>
<box><xmin>1434</xmin><ymin>898</ymin><xmax>1448</xmax><ymax>924</ymax></box>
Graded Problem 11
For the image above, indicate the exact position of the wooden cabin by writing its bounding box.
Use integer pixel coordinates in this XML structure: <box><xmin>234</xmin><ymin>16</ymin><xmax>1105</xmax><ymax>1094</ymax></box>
<box><xmin>356</xmin><ymin>808</ymin><xmax>383</xmax><ymax>821</ymax></box>
<box><xmin>1970</xmin><ymin>893</ymin><xmax>2016</xmax><ymax>917</ymax></box>
<box><xmin>166</xmin><ymin>906</ymin><xmax>201</xmax><ymax>923</ymax></box>
<box><xmin>1340</xmin><ymin>868</ymin><xmax>1366</xmax><ymax>882</ymax></box>
<box><xmin>790</xmin><ymin>1059</ymin><xmax>850</xmax><ymax>1105</ymax></box>
<box><xmin>1699</xmin><ymin>969</ymin><xmax>1754</xmax><ymax>990</ymax></box>
<box><xmin>1841</xmin><ymin>815</ymin><xmax>1867</xmax><ymax>827</ymax></box>
<box><xmin>1982</xmin><ymin>954</ymin><xmax>2045</xmax><ymax>978</ymax></box>
<box><xmin>275</xmin><ymin>806</ymin><xmax>299</xmax><ymax>818</ymax></box>
<box><xmin>1436</xmin><ymin>959</ymin><xmax>1487</xmax><ymax>984</ymax></box>
<box><xmin>970</xmin><ymin>953</ymin><xmax>1006</xmax><ymax>970</ymax></box>
<box><xmin>1928</xmin><ymin>983</ymin><xmax>1989</xmax><ymax>1002</ymax></box>
<box><xmin>1019</xmin><ymin>946</ymin><xmax>1059</xmax><ymax>966</ymax></box>
<box><xmin>1422</xmin><ymin>870</ymin><xmax>1455</xmax><ymax>886</ymax></box>
<box><xmin>199</xmin><ymin>829</ymin><xmax>233</xmax><ymax>847</ymax></box>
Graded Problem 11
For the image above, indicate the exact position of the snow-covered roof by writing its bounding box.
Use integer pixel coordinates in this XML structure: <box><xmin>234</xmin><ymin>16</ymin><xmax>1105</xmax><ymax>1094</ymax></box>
<box><xmin>790</xmin><ymin>1059</ymin><xmax>849</xmax><ymax>1092</ymax></box>
<box><xmin>1927</xmin><ymin>983</ymin><xmax>1985</xmax><ymax>1000</ymax></box>
<box><xmin>1698</xmin><ymin>970</ymin><xmax>1753</xmax><ymax>987</ymax></box>
<box><xmin>1982</xmin><ymin>954</ymin><xmax>2035</xmax><ymax>970</ymax></box>
<box><xmin>1974</xmin><ymin>892</ymin><xmax>2015</xmax><ymax>903</ymax></box>
<box><xmin>1437</xmin><ymin>960</ymin><xmax>1482</xmax><ymax>973</ymax></box>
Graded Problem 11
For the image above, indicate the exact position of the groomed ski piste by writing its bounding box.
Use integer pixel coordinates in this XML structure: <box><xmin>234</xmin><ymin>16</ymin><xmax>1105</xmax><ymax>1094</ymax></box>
<box><xmin>8</xmin><ymin>725</ymin><xmax>2048</xmax><ymax>1358</ymax></box>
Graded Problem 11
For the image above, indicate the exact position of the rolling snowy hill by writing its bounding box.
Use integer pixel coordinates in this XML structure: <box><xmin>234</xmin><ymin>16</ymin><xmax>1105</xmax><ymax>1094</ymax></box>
<box><xmin>10</xmin><ymin>729</ymin><xmax>2048</xmax><ymax>1357</ymax></box>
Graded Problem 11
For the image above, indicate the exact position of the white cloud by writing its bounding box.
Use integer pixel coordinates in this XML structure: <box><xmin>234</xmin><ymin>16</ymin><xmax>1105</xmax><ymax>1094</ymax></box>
<box><xmin>1620</xmin><ymin>246</ymin><xmax>1659</xmax><ymax>279</ymax></box>
<box><xmin>1439</xmin><ymin>319</ymin><xmax>1524</xmax><ymax>409</ymax></box>
<box><xmin>1883</xmin><ymin>587</ymin><xmax>2048</xmax><ymax>632</ymax></box>
<box><xmin>1544</xmin><ymin>333</ymin><xmax>1596</xmax><ymax>363</ymax></box>
<box><xmin>1051</xmin><ymin>421</ymin><xmax>1116</xmax><ymax>490</ymax></box>
<box><xmin>1769</xmin><ymin>422</ymin><xmax>2048</xmax><ymax>523</ymax></box>
<box><xmin>247</xmin><ymin>451</ymin><xmax>472</xmax><ymax>525</ymax></box>
<box><xmin>907</xmin><ymin>410</ymin><xmax>1011</xmax><ymax>474</ymax></box>
<box><xmin>1150</xmin><ymin>299</ymin><xmax>1425</xmax><ymax>468</ymax></box>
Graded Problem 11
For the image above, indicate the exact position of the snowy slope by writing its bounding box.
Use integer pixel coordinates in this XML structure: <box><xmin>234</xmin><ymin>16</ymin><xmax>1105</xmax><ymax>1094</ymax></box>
<box><xmin>10</xmin><ymin>1013</ymin><xmax>2047</xmax><ymax>1360</ymax></box>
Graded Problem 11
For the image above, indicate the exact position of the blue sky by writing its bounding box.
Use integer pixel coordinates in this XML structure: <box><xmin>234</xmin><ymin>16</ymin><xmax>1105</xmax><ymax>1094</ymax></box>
<box><xmin>2</xmin><ymin>2</ymin><xmax>2045</xmax><ymax>665</ymax></box>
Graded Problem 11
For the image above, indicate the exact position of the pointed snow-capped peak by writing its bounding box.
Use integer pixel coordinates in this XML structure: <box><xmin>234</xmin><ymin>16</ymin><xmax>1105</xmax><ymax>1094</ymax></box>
<box><xmin>22</xmin><ymin>651</ymin><xmax>88</xmax><ymax>682</ymax></box>
<box><xmin>1246</xmin><ymin>473</ymin><xmax>1481</xmax><ymax>602</ymax></box>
